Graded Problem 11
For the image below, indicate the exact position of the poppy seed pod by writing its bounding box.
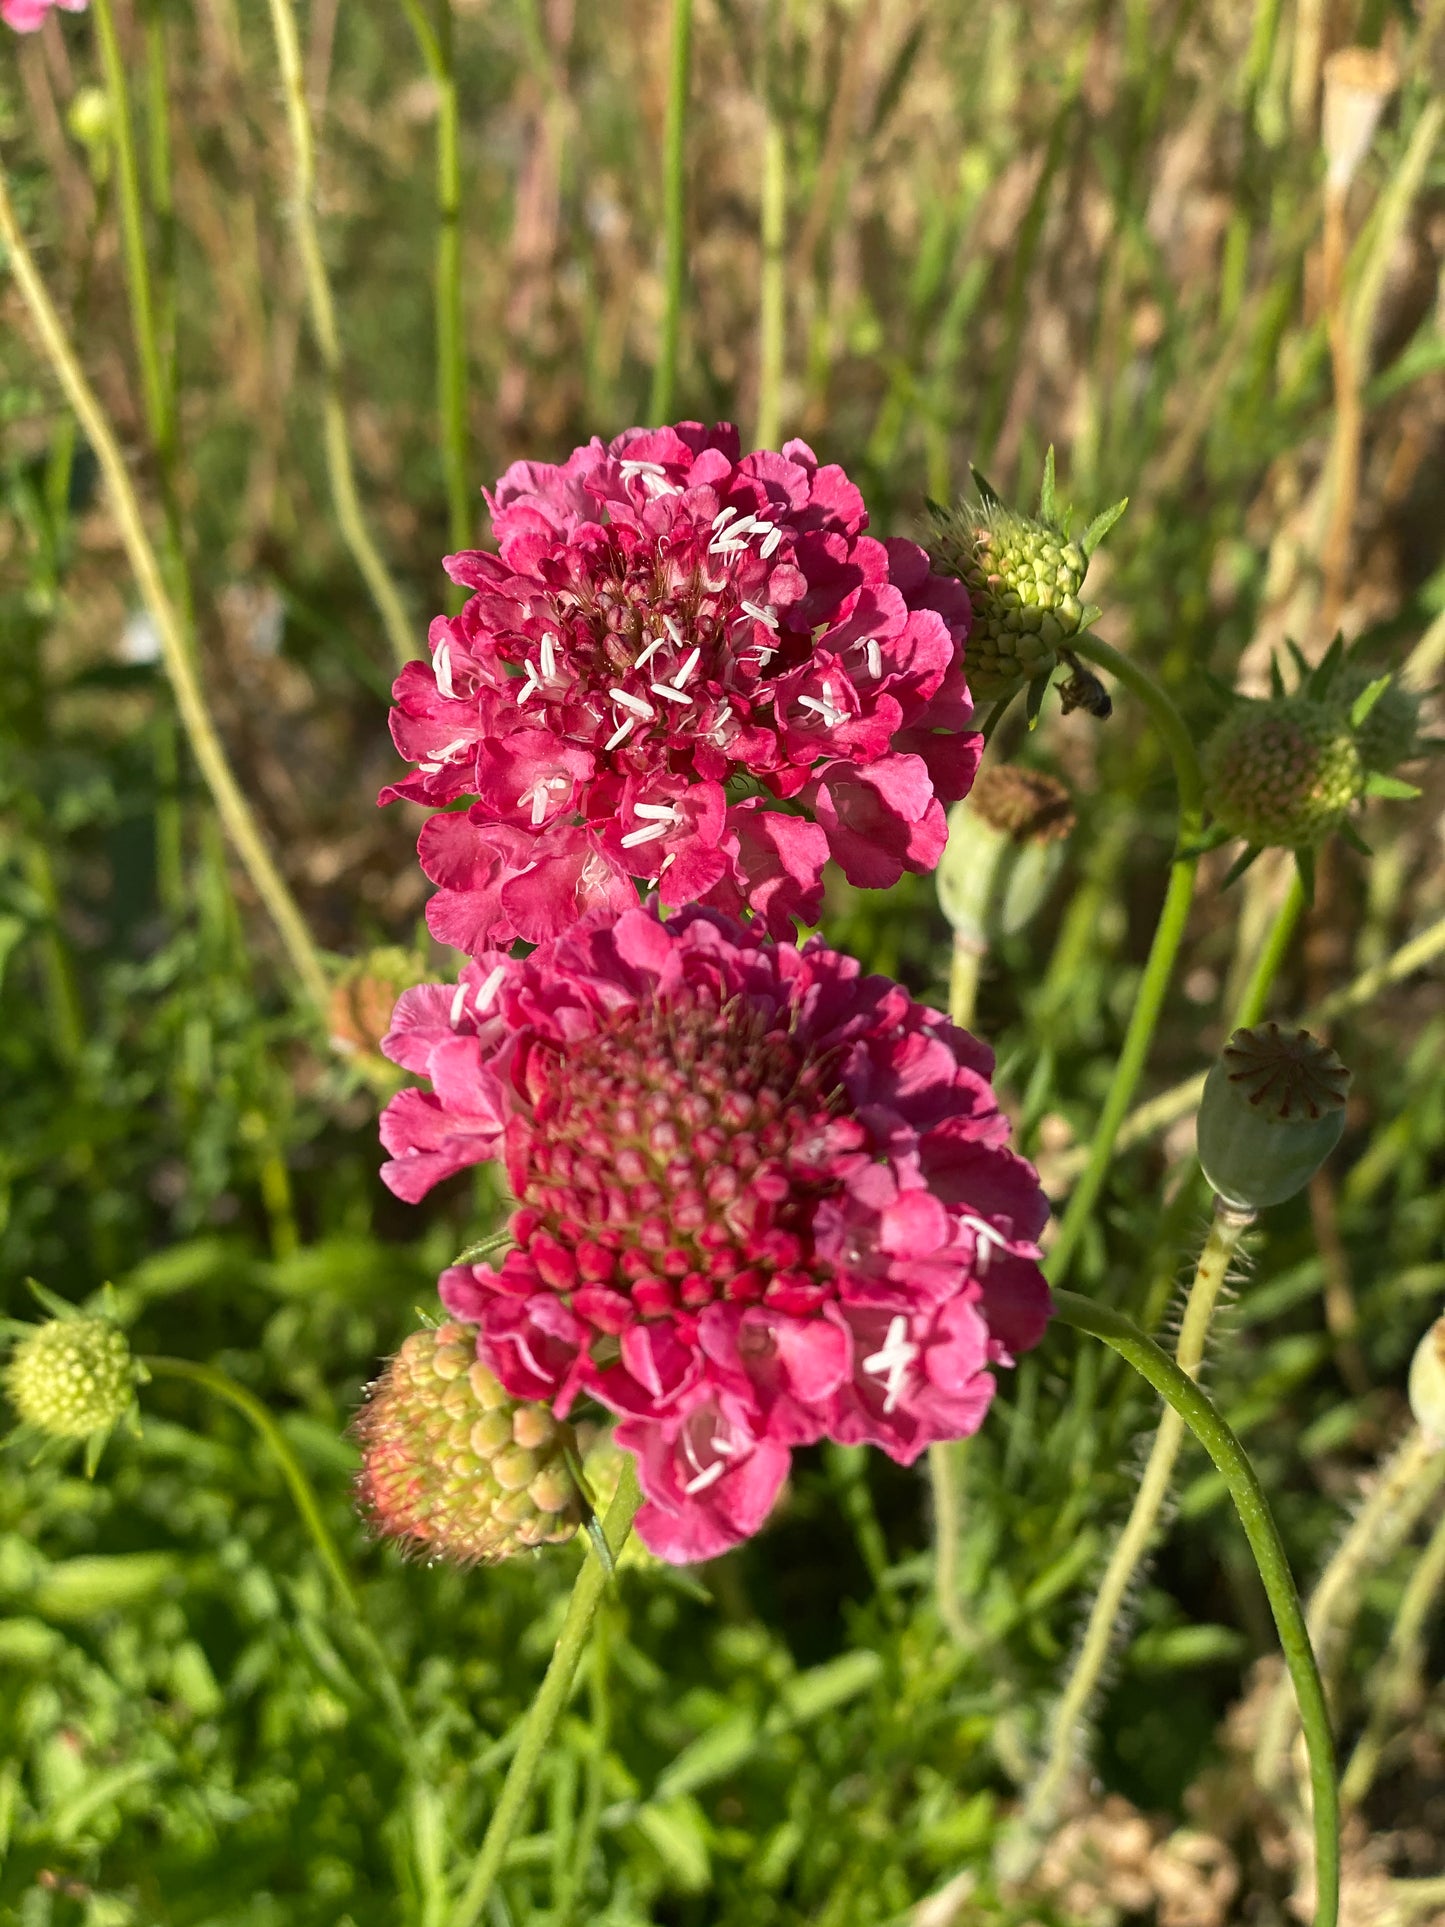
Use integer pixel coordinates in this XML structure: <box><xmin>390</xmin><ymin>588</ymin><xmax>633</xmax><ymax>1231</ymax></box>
<box><xmin>1196</xmin><ymin>1024</ymin><xmax>1351</xmax><ymax>1211</ymax></box>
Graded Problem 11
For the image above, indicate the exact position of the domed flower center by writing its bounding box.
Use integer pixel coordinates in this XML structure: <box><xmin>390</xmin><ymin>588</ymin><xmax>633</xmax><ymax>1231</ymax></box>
<box><xmin>507</xmin><ymin>986</ymin><xmax>855</xmax><ymax>1324</ymax></box>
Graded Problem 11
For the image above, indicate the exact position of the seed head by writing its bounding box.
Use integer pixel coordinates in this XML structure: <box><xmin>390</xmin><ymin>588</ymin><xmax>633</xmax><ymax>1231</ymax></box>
<box><xmin>354</xmin><ymin>1322</ymin><xmax>582</xmax><ymax>1564</ymax></box>
<box><xmin>1196</xmin><ymin>1024</ymin><xmax>1351</xmax><ymax>1212</ymax></box>
<box><xmin>6</xmin><ymin>1317</ymin><xmax>137</xmax><ymax>1440</ymax></box>
<box><xmin>1202</xmin><ymin>697</ymin><xmax>1363</xmax><ymax>849</ymax></box>
<box><xmin>926</xmin><ymin>502</ymin><xmax>1088</xmax><ymax>704</ymax></box>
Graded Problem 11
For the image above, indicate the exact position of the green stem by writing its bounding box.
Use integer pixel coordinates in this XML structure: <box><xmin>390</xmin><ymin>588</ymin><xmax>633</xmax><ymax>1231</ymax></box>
<box><xmin>451</xmin><ymin>1457</ymin><xmax>641</xmax><ymax>1927</ymax></box>
<box><xmin>754</xmin><ymin>19</ymin><xmax>786</xmax><ymax>449</ymax></box>
<box><xmin>1340</xmin><ymin>1499</ymin><xmax>1445</xmax><ymax>1807</ymax></box>
<box><xmin>979</xmin><ymin>690</ymin><xmax>1019</xmax><ymax>746</ymax></box>
<box><xmin>555</xmin><ymin>1599</ymin><xmax>612</xmax><ymax>1924</ymax></box>
<box><xmin>263</xmin><ymin>0</ymin><xmax>416</xmax><ymax>672</ymax></box>
<box><xmin>22</xmin><ymin>841</ymin><xmax>86</xmax><ymax>1067</ymax></box>
<box><xmin>401</xmin><ymin>0</ymin><xmax>470</xmax><ymax>558</ymax></box>
<box><xmin>1050</xmin><ymin>1290</ymin><xmax>1339</xmax><ymax>1927</ymax></box>
<box><xmin>1233</xmin><ymin>870</ymin><xmax>1307</xmax><ymax>1029</ymax></box>
<box><xmin>0</xmin><ymin>167</ymin><xmax>332</xmax><ymax>1013</ymax></box>
<box><xmin>928</xmin><ymin>1439</ymin><xmax>970</xmax><ymax>1645</ymax></box>
<box><xmin>648</xmin><ymin>0</ymin><xmax>693</xmax><ymax>423</ymax></box>
<box><xmin>91</xmin><ymin>0</ymin><xmax>172</xmax><ymax>473</ymax></box>
<box><xmin>1005</xmin><ymin>1204</ymin><xmax>1252</xmax><ymax>1875</ymax></box>
<box><xmin>1044</xmin><ymin>635</ymin><xmax>1205</xmax><ymax>1287</ymax></box>
<box><xmin>1254</xmin><ymin>1426</ymin><xmax>1445</xmax><ymax>1795</ymax></box>
<box><xmin>1055</xmin><ymin>906</ymin><xmax>1445</xmax><ymax>1182</ymax></box>
<box><xmin>141</xmin><ymin>8</ymin><xmax>178</xmax><ymax>434</ymax></box>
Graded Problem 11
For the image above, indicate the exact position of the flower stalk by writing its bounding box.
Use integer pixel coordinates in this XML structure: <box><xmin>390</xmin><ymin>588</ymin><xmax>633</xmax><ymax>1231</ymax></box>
<box><xmin>648</xmin><ymin>0</ymin><xmax>693</xmax><ymax>422</ymax></box>
<box><xmin>0</xmin><ymin>164</ymin><xmax>332</xmax><ymax>1013</ymax></box>
<box><xmin>450</xmin><ymin>1454</ymin><xmax>641</xmax><ymax>1927</ymax></box>
<box><xmin>263</xmin><ymin>0</ymin><xmax>416</xmax><ymax>672</ymax></box>
<box><xmin>1049</xmin><ymin>1289</ymin><xmax>1339</xmax><ymax>1927</ymax></box>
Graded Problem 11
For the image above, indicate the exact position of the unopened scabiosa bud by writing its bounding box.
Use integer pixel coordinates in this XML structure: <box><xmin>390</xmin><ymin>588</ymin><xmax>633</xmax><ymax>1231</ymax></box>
<box><xmin>354</xmin><ymin>1322</ymin><xmax>582</xmax><ymax>1563</ymax></box>
<box><xmin>924</xmin><ymin>454</ymin><xmax>1126</xmax><ymax>706</ymax></box>
<box><xmin>1408</xmin><ymin>1316</ymin><xmax>1445</xmax><ymax>1444</ymax></box>
<box><xmin>1202</xmin><ymin>697</ymin><xmax>1363</xmax><ymax>849</ymax></box>
<box><xmin>5</xmin><ymin>1316</ymin><xmax>136</xmax><ymax>1439</ymax></box>
<box><xmin>1196</xmin><ymin>1024</ymin><xmax>1351</xmax><ymax>1212</ymax></box>
<box><xmin>937</xmin><ymin>765</ymin><xmax>1074</xmax><ymax>949</ymax></box>
<box><xmin>378</xmin><ymin>902</ymin><xmax>1050</xmax><ymax>1563</ymax></box>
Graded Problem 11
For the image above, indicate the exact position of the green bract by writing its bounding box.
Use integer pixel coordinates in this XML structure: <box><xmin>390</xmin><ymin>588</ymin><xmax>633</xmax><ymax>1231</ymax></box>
<box><xmin>1196</xmin><ymin>1024</ymin><xmax>1351</xmax><ymax>1212</ymax></box>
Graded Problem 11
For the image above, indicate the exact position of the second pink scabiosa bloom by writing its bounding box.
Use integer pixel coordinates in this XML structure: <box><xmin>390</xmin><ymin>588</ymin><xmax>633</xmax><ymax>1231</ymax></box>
<box><xmin>381</xmin><ymin>423</ymin><xmax>980</xmax><ymax>947</ymax></box>
<box><xmin>378</xmin><ymin>905</ymin><xmax>1050</xmax><ymax>1562</ymax></box>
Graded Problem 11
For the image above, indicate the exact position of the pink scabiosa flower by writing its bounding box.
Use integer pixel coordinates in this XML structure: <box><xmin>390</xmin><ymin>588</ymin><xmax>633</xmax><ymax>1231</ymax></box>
<box><xmin>2</xmin><ymin>0</ymin><xmax>86</xmax><ymax>29</ymax></box>
<box><xmin>380</xmin><ymin>424</ymin><xmax>980</xmax><ymax>948</ymax></box>
<box><xmin>378</xmin><ymin>904</ymin><xmax>1049</xmax><ymax>1563</ymax></box>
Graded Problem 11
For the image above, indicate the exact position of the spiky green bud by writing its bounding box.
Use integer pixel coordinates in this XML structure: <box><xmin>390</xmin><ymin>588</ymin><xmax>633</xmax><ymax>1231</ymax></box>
<box><xmin>1196</xmin><ymin>1024</ymin><xmax>1351</xmax><ymax>1212</ymax></box>
<box><xmin>6</xmin><ymin>1317</ymin><xmax>137</xmax><ymax>1440</ymax></box>
<box><xmin>1202</xmin><ymin>697</ymin><xmax>1363</xmax><ymax>849</ymax></box>
<box><xmin>354</xmin><ymin>1322</ymin><xmax>582</xmax><ymax>1564</ymax></box>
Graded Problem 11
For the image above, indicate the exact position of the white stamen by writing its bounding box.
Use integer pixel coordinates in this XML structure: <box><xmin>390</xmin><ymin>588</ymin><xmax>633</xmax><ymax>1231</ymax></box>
<box><xmin>431</xmin><ymin>735</ymin><xmax>473</xmax><ymax>762</ymax></box>
<box><xmin>540</xmin><ymin>632</ymin><xmax>557</xmax><ymax>680</ymax></box>
<box><xmin>417</xmin><ymin>761</ymin><xmax>441</xmax><ymax>774</ymax></box>
<box><xmin>640</xmin><ymin>472</ymin><xmax>681</xmax><ymax>498</ymax></box>
<box><xmin>433</xmin><ymin>641</ymin><xmax>455</xmax><ymax>700</ymax></box>
<box><xmin>759</xmin><ymin>526</ymin><xmax>783</xmax><ymax>559</ymax></box>
<box><xmin>959</xmin><ymin>1214</ymin><xmax>1011</xmax><ymax>1273</ymax></box>
<box><xmin>650</xmin><ymin>681</ymin><xmax>694</xmax><ymax>706</ymax></box>
<box><xmin>683</xmin><ymin>1461</ymin><xmax>726</xmax><ymax>1494</ymax></box>
<box><xmin>658</xmin><ymin>850</ymin><xmax>677</xmax><ymax>875</ymax></box>
<box><xmin>449</xmin><ymin>982</ymin><xmax>468</xmax><ymax>1026</ymax></box>
<box><xmin>529</xmin><ymin>790</ymin><xmax>548</xmax><ymax>825</ymax></box>
<box><xmin>634</xmin><ymin>635</ymin><xmax>667</xmax><ymax>672</ymax></box>
<box><xmin>632</xmin><ymin>802</ymin><xmax>680</xmax><ymax>821</ymax></box>
<box><xmin>866</xmin><ymin>639</ymin><xmax>883</xmax><ymax>680</ymax></box>
<box><xmin>619</xmin><ymin>459</ymin><xmax>667</xmax><ymax>481</ymax></box>
<box><xmin>518</xmin><ymin>773</ymin><xmax>571</xmax><ymax>827</ymax></box>
<box><xmin>709</xmin><ymin>703</ymin><xmax>734</xmax><ymax>740</ymax></box>
<box><xmin>604</xmin><ymin>717</ymin><xmax>636</xmax><ymax>751</ymax></box>
<box><xmin>739</xmin><ymin>600</ymin><xmax>779</xmax><ymax>629</ymax></box>
<box><xmin>711</xmin><ymin>505</ymin><xmax>738</xmax><ymax>532</ymax></box>
<box><xmin>798</xmin><ymin>681</ymin><xmax>848</xmax><ymax>729</ymax></box>
<box><xmin>620</xmin><ymin>800</ymin><xmax>682</xmax><ymax>849</ymax></box>
<box><xmin>608</xmin><ymin>687</ymin><xmax>655</xmax><ymax>719</ymax></box>
<box><xmin>672</xmin><ymin>647</ymin><xmax>701</xmax><ymax>687</ymax></box>
<box><xmin>862</xmin><ymin>1314</ymin><xmax>919</xmax><ymax>1416</ymax></box>
<box><xmin>620</xmin><ymin>820</ymin><xmax>673</xmax><ymax>848</ymax></box>
<box><xmin>474</xmin><ymin>965</ymin><xmax>507</xmax><ymax>1013</ymax></box>
<box><xmin>516</xmin><ymin>665</ymin><xmax>542</xmax><ymax>705</ymax></box>
<box><xmin>663</xmin><ymin>614</ymin><xmax>685</xmax><ymax>648</ymax></box>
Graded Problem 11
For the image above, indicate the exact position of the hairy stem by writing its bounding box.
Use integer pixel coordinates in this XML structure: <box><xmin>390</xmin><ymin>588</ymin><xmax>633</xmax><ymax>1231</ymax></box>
<box><xmin>451</xmin><ymin>1457</ymin><xmax>641</xmax><ymax>1927</ymax></box>
<box><xmin>263</xmin><ymin>0</ymin><xmax>416</xmax><ymax>671</ymax></box>
<box><xmin>1255</xmin><ymin>1426</ymin><xmax>1445</xmax><ymax>1795</ymax></box>
<box><xmin>1005</xmin><ymin>1203</ymin><xmax>1253</xmax><ymax>1873</ymax></box>
<box><xmin>648</xmin><ymin>0</ymin><xmax>693</xmax><ymax>423</ymax></box>
<box><xmin>1044</xmin><ymin>634</ymin><xmax>1205</xmax><ymax>1286</ymax></box>
<box><xmin>0</xmin><ymin>168</ymin><xmax>331</xmax><ymax>1011</ymax></box>
<box><xmin>1049</xmin><ymin>1290</ymin><xmax>1339</xmax><ymax>1927</ymax></box>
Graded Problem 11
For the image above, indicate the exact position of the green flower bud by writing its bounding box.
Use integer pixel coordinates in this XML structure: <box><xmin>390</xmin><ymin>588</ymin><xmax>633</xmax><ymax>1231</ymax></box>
<box><xmin>1408</xmin><ymin>1316</ymin><xmax>1445</xmax><ymax>1443</ymax></box>
<box><xmin>328</xmin><ymin>946</ymin><xmax>431</xmax><ymax>1060</ymax></box>
<box><xmin>5</xmin><ymin>1317</ymin><xmax>136</xmax><ymax>1440</ymax></box>
<box><xmin>354</xmin><ymin>1322</ymin><xmax>582</xmax><ymax>1565</ymax></box>
<box><xmin>67</xmin><ymin>88</ymin><xmax>112</xmax><ymax>152</ymax></box>
<box><xmin>1202</xmin><ymin>697</ymin><xmax>1363</xmax><ymax>849</ymax></box>
<box><xmin>937</xmin><ymin>766</ymin><xmax>1074</xmax><ymax>949</ymax></box>
<box><xmin>1196</xmin><ymin>1024</ymin><xmax>1351</xmax><ymax>1212</ymax></box>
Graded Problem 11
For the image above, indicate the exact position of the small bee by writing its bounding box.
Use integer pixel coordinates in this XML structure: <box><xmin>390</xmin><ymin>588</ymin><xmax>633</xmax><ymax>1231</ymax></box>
<box><xmin>1057</xmin><ymin>653</ymin><xmax>1112</xmax><ymax>720</ymax></box>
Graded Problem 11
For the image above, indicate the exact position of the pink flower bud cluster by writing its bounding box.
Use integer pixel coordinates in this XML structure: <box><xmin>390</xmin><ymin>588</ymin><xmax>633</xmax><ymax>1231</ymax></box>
<box><xmin>379</xmin><ymin>906</ymin><xmax>1049</xmax><ymax>1563</ymax></box>
<box><xmin>381</xmin><ymin>424</ymin><xmax>980</xmax><ymax>947</ymax></box>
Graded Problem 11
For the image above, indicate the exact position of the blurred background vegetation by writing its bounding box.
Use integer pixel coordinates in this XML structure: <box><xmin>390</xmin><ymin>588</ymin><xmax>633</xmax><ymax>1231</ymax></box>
<box><xmin>2</xmin><ymin>0</ymin><xmax>1445</xmax><ymax>1922</ymax></box>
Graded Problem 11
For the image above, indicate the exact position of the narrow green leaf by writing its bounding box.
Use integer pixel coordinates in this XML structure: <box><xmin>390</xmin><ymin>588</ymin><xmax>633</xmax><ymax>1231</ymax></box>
<box><xmin>1308</xmin><ymin>632</ymin><xmax>1345</xmax><ymax>696</ymax></box>
<box><xmin>1349</xmin><ymin>677</ymin><xmax>1392</xmax><ymax>729</ymax></box>
<box><xmin>1038</xmin><ymin>444</ymin><xmax>1057</xmax><ymax>523</ymax></box>
<box><xmin>1295</xmin><ymin>846</ymin><xmax>1316</xmax><ymax>904</ymax></box>
<box><xmin>1363</xmin><ymin>771</ymin><xmax>1421</xmax><ymax>800</ymax></box>
<box><xmin>969</xmin><ymin>465</ymin><xmax>1004</xmax><ymax>510</ymax></box>
<box><xmin>1269</xmin><ymin>656</ymin><xmax>1287</xmax><ymax>699</ymax></box>
<box><xmin>1024</xmin><ymin>674</ymin><xmax>1049</xmax><ymax>731</ymax></box>
<box><xmin>1220</xmin><ymin>844</ymin><xmax>1263</xmax><ymax>888</ymax></box>
<box><xmin>1336</xmin><ymin>819</ymin><xmax>1373</xmax><ymax>854</ymax></box>
<box><xmin>1079</xmin><ymin>495</ymin><xmax>1128</xmax><ymax>558</ymax></box>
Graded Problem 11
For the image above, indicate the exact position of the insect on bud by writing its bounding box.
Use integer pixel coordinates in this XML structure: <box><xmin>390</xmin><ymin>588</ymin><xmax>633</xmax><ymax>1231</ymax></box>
<box><xmin>1196</xmin><ymin>1024</ymin><xmax>1351</xmax><ymax>1212</ymax></box>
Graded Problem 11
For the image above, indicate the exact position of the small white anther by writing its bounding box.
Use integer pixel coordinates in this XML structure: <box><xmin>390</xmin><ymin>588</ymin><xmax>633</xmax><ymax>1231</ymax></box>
<box><xmin>474</xmin><ymin>965</ymin><xmax>507</xmax><ymax>1013</ymax></box>
<box><xmin>608</xmin><ymin>687</ymin><xmax>655</xmax><ymax>719</ymax></box>
<box><xmin>449</xmin><ymin>982</ymin><xmax>469</xmax><ymax>1026</ymax></box>
<box><xmin>604</xmin><ymin>717</ymin><xmax>636</xmax><ymax>751</ymax></box>
<box><xmin>650</xmin><ymin>682</ymin><xmax>694</xmax><ymax>706</ymax></box>
<box><xmin>433</xmin><ymin>641</ymin><xmax>455</xmax><ymax>700</ymax></box>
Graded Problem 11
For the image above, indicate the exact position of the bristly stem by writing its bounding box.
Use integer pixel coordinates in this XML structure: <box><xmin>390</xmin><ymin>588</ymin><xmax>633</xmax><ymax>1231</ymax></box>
<box><xmin>1049</xmin><ymin>1290</ymin><xmax>1339</xmax><ymax>1927</ymax></box>
<box><xmin>263</xmin><ymin>0</ymin><xmax>416</xmax><ymax>673</ymax></box>
<box><xmin>648</xmin><ymin>0</ymin><xmax>693</xmax><ymax>423</ymax></box>
<box><xmin>1045</xmin><ymin>633</ymin><xmax>1205</xmax><ymax>1287</ymax></box>
<box><xmin>1005</xmin><ymin>1202</ymin><xmax>1253</xmax><ymax>1873</ymax></box>
<box><xmin>0</xmin><ymin>166</ymin><xmax>332</xmax><ymax>1012</ymax></box>
<box><xmin>451</xmin><ymin>1456</ymin><xmax>641</xmax><ymax>1927</ymax></box>
<box><xmin>400</xmin><ymin>0</ymin><xmax>470</xmax><ymax>559</ymax></box>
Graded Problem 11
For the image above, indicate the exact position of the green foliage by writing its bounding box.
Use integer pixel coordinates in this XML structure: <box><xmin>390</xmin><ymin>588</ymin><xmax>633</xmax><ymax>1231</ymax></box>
<box><xmin>2</xmin><ymin>0</ymin><xmax>1444</xmax><ymax>1921</ymax></box>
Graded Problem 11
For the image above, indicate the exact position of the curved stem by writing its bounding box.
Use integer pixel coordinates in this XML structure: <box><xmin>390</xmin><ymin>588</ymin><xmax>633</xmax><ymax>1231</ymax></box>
<box><xmin>648</xmin><ymin>0</ymin><xmax>693</xmax><ymax>423</ymax></box>
<box><xmin>451</xmin><ymin>1456</ymin><xmax>641</xmax><ymax>1927</ymax></box>
<box><xmin>1049</xmin><ymin>1290</ymin><xmax>1339</xmax><ymax>1927</ymax></box>
<box><xmin>1044</xmin><ymin>636</ymin><xmax>1204</xmax><ymax>1288</ymax></box>
<box><xmin>1009</xmin><ymin>1205</ymin><xmax>1252</xmax><ymax>1871</ymax></box>
<box><xmin>0</xmin><ymin>165</ymin><xmax>331</xmax><ymax>1012</ymax></box>
<box><xmin>263</xmin><ymin>0</ymin><xmax>415</xmax><ymax>672</ymax></box>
